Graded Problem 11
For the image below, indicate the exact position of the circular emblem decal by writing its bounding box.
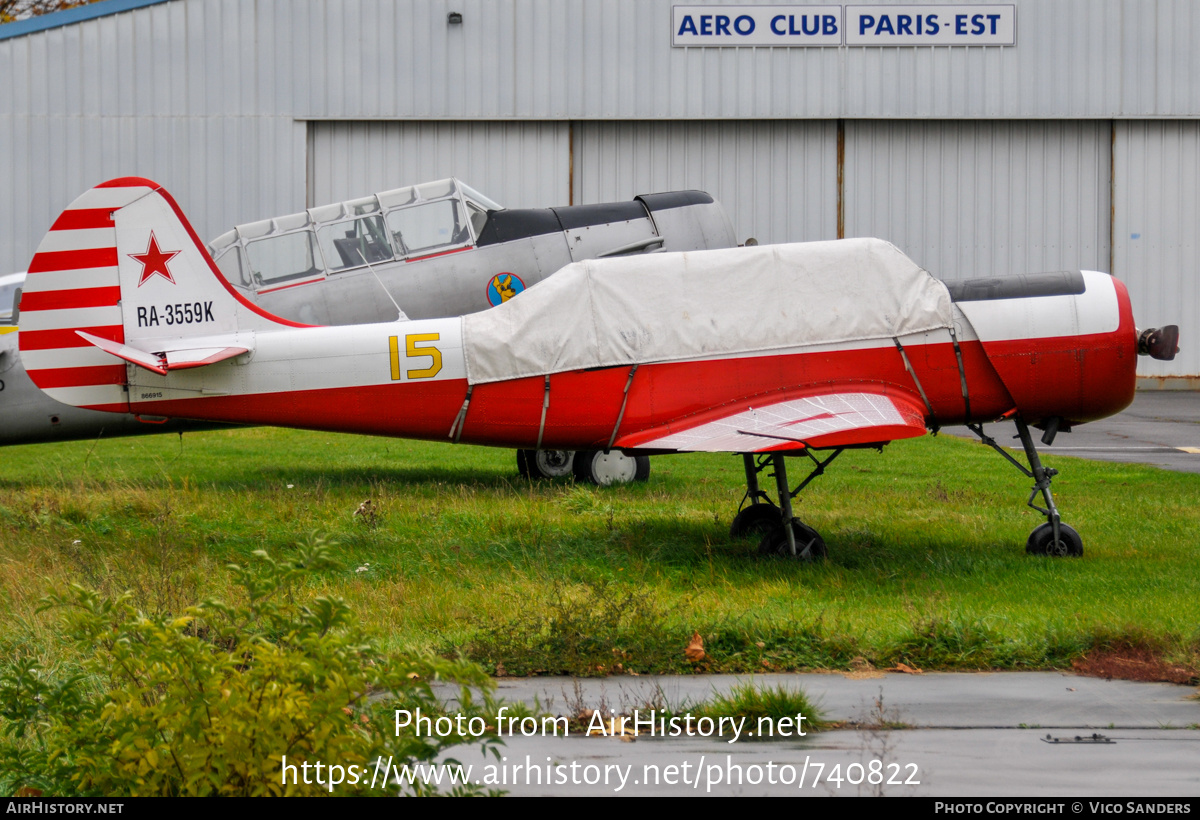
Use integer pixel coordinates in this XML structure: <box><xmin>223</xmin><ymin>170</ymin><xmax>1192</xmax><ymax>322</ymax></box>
<box><xmin>486</xmin><ymin>272</ymin><xmax>526</xmax><ymax>306</ymax></box>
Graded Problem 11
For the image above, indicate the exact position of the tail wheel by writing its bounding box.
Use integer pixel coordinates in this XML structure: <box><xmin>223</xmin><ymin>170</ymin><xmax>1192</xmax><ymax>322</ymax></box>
<box><xmin>758</xmin><ymin>520</ymin><xmax>827</xmax><ymax>561</ymax></box>
<box><xmin>1025</xmin><ymin>522</ymin><xmax>1083</xmax><ymax>557</ymax></box>
<box><xmin>518</xmin><ymin>449</ymin><xmax>575</xmax><ymax>479</ymax></box>
<box><xmin>573</xmin><ymin>450</ymin><xmax>650</xmax><ymax>485</ymax></box>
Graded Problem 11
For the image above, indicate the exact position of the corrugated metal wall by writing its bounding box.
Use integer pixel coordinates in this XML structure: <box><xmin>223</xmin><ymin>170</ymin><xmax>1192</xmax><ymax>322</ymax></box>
<box><xmin>573</xmin><ymin>121</ymin><xmax>837</xmax><ymax>245</ymax></box>
<box><xmin>1113</xmin><ymin>121</ymin><xmax>1200</xmax><ymax>380</ymax></box>
<box><xmin>0</xmin><ymin>112</ymin><xmax>304</xmax><ymax>273</ymax></box>
<box><xmin>307</xmin><ymin>121</ymin><xmax>569</xmax><ymax>209</ymax></box>
<box><xmin>0</xmin><ymin>0</ymin><xmax>308</xmax><ymax>271</ymax></box>
<box><xmin>10</xmin><ymin>0</ymin><xmax>1193</xmax><ymax>121</ymax></box>
<box><xmin>843</xmin><ymin>120</ymin><xmax>1111</xmax><ymax>279</ymax></box>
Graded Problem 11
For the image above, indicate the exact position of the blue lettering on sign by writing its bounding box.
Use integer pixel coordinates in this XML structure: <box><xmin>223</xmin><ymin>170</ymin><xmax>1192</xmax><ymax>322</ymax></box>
<box><xmin>676</xmin><ymin>5</ymin><xmax>1005</xmax><ymax>45</ymax></box>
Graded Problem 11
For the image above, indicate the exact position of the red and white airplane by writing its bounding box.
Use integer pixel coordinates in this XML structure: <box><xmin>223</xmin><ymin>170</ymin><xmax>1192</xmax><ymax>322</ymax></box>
<box><xmin>18</xmin><ymin>178</ymin><xmax>1179</xmax><ymax>559</ymax></box>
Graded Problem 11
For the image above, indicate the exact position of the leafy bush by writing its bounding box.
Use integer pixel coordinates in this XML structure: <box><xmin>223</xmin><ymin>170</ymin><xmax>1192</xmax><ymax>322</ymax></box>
<box><xmin>0</xmin><ymin>539</ymin><xmax>499</xmax><ymax>796</ymax></box>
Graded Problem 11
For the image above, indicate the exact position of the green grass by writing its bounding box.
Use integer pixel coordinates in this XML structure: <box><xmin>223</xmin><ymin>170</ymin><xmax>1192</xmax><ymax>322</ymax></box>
<box><xmin>1</xmin><ymin>427</ymin><xmax>1199</xmax><ymax>676</ymax></box>
<box><xmin>693</xmin><ymin>681</ymin><xmax>826</xmax><ymax>733</ymax></box>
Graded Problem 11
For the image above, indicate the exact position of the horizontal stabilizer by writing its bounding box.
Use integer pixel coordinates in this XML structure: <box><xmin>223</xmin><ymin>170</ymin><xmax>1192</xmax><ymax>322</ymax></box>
<box><xmin>76</xmin><ymin>330</ymin><xmax>250</xmax><ymax>375</ymax></box>
<box><xmin>76</xmin><ymin>330</ymin><xmax>167</xmax><ymax>375</ymax></box>
<box><xmin>618</xmin><ymin>390</ymin><xmax>928</xmax><ymax>453</ymax></box>
<box><xmin>163</xmin><ymin>346</ymin><xmax>250</xmax><ymax>370</ymax></box>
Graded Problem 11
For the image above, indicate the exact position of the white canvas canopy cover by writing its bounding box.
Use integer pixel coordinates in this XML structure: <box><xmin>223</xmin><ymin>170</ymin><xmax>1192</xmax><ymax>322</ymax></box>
<box><xmin>461</xmin><ymin>238</ymin><xmax>953</xmax><ymax>385</ymax></box>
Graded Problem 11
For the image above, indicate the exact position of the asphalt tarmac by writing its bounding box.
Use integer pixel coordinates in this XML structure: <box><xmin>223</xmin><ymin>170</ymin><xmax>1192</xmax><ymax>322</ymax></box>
<box><xmin>945</xmin><ymin>390</ymin><xmax>1200</xmax><ymax>473</ymax></box>
<box><xmin>436</xmin><ymin>672</ymin><xmax>1200</xmax><ymax>797</ymax></box>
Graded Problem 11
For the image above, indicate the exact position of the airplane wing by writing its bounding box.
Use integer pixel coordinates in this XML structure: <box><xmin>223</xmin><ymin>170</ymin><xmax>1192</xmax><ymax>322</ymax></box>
<box><xmin>617</xmin><ymin>390</ymin><xmax>928</xmax><ymax>453</ymax></box>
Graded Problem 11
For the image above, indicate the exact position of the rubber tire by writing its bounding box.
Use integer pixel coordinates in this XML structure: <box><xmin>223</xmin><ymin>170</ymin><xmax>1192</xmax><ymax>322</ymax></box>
<box><xmin>730</xmin><ymin>503</ymin><xmax>781</xmax><ymax>539</ymax></box>
<box><xmin>572</xmin><ymin>451</ymin><xmax>650</xmax><ymax>486</ymax></box>
<box><xmin>1025</xmin><ymin>522</ymin><xmax>1083</xmax><ymax>557</ymax></box>
<box><xmin>518</xmin><ymin>449</ymin><xmax>575</xmax><ymax>479</ymax></box>
<box><xmin>757</xmin><ymin>520</ymin><xmax>828</xmax><ymax>561</ymax></box>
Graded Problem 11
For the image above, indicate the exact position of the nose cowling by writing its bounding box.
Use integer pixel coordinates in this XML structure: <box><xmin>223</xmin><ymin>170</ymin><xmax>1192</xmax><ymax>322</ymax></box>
<box><xmin>952</xmin><ymin>271</ymin><xmax>1139</xmax><ymax>426</ymax></box>
<box><xmin>1068</xmin><ymin>274</ymin><xmax>1139</xmax><ymax>424</ymax></box>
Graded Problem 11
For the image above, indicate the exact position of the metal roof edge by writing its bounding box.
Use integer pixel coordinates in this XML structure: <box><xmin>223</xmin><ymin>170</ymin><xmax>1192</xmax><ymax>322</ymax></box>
<box><xmin>0</xmin><ymin>0</ymin><xmax>174</xmax><ymax>42</ymax></box>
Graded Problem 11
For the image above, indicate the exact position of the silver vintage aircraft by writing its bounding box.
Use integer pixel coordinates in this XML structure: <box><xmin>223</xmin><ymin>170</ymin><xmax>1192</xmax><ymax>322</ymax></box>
<box><xmin>3</xmin><ymin>179</ymin><xmax>736</xmax><ymax>481</ymax></box>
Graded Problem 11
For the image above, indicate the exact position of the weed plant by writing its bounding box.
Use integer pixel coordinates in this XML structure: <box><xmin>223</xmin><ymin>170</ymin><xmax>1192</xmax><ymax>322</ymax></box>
<box><xmin>693</xmin><ymin>681</ymin><xmax>827</xmax><ymax>733</ymax></box>
<box><xmin>0</xmin><ymin>538</ymin><xmax>501</xmax><ymax>796</ymax></box>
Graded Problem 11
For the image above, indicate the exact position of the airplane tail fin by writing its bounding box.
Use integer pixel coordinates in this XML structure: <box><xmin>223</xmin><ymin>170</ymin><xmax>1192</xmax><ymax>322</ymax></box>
<box><xmin>19</xmin><ymin>177</ymin><xmax>308</xmax><ymax>411</ymax></box>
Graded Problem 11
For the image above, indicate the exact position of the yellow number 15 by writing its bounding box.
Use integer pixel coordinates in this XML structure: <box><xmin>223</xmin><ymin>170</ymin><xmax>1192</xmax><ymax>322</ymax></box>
<box><xmin>388</xmin><ymin>333</ymin><xmax>442</xmax><ymax>380</ymax></box>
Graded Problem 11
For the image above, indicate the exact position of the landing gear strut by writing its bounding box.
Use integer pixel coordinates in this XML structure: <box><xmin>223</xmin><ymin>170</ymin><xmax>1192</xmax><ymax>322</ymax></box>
<box><xmin>730</xmin><ymin>450</ymin><xmax>842</xmax><ymax>561</ymax></box>
<box><xmin>967</xmin><ymin>418</ymin><xmax>1083</xmax><ymax>557</ymax></box>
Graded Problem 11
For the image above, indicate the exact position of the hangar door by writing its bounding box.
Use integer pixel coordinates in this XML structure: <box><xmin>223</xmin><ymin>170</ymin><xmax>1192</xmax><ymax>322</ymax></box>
<box><xmin>572</xmin><ymin>121</ymin><xmax>838</xmax><ymax>247</ymax></box>
<box><xmin>1113</xmin><ymin>120</ymin><xmax>1200</xmax><ymax>379</ymax></box>
<box><xmin>843</xmin><ymin>121</ymin><xmax>1112</xmax><ymax>280</ymax></box>
<box><xmin>307</xmin><ymin>121</ymin><xmax>569</xmax><ymax>210</ymax></box>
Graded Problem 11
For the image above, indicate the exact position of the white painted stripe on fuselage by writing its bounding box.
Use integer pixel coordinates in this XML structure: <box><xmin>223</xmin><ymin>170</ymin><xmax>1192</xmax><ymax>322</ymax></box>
<box><xmin>17</xmin><ymin>305</ymin><xmax>124</xmax><ymax>331</ymax></box>
<box><xmin>21</xmin><ymin>346</ymin><xmax>127</xmax><ymax>370</ymax></box>
<box><xmin>35</xmin><ymin>228</ymin><xmax>118</xmax><ymax>253</ymax></box>
<box><xmin>126</xmin><ymin>317</ymin><xmax>466</xmax><ymax>404</ymax></box>
<box><xmin>21</xmin><ymin>267</ymin><xmax>121</xmax><ymax>291</ymax></box>
<box><xmin>41</xmin><ymin>383</ymin><xmax>128</xmax><ymax>408</ymax></box>
<box><xmin>954</xmin><ymin>271</ymin><xmax>1118</xmax><ymax>343</ymax></box>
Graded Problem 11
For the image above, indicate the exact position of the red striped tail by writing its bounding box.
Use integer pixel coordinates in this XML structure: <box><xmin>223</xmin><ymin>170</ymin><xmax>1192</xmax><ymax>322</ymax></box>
<box><xmin>18</xmin><ymin>178</ymin><xmax>152</xmax><ymax>412</ymax></box>
<box><xmin>19</xmin><ymin>178</ymin><xmax>309</xmax><ymax>412</ymax></box>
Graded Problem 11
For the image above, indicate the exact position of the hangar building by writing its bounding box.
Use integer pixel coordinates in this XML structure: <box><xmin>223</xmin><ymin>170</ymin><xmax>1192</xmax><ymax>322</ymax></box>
<box><xmin>1</xmin><ymin>0</ymin><xmax>1196</xmax><ymax>382</ymax></box>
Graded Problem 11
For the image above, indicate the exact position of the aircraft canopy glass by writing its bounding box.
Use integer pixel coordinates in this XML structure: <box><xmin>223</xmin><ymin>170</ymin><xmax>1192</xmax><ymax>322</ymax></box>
<box><xmin>207</xmin><ymin>179</ymin><xmax>504</xmax><ymax>289</ymax></box>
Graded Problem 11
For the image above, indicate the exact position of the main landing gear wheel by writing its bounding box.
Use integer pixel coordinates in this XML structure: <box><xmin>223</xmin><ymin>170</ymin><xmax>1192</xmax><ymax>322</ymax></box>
<box><xmin>733</xmin><ymin>452</ymin><xmax>842</xmax><ymax>561</ymax></box>
<box><xmin>758</xmin><ymin>520</ymin><xmax>827</xmax><ymax>561</ymax></box>
<box><xmin>1025</xmin><ymin>522</ymin><xmax>1083</xmax><ymax>557</ymax></box>
<box><xmin>517</xmin><ymin>449</ymin><xmax>575</xmax><ymax>479</ymax></box>
<box><xmin>729</xmin><ymin>503</ymin><xmax>782</xmax><ymax>539</ymax></box>
<box><xmin>573</xmin><ymin>450</ymin><xmax>651</xmax><ymax>486</ymax></box>
<box><xmin>969</xmin><ymin>417</ymin><xmax>1085</xmax><ymax>558</ymax></box>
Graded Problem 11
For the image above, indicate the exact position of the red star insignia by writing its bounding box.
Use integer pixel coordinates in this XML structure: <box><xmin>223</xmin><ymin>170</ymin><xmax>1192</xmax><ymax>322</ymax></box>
<box><xmin>130</xmin><ymin>232</ymin><xmax>181</xmax><ymax>287</ymax></box>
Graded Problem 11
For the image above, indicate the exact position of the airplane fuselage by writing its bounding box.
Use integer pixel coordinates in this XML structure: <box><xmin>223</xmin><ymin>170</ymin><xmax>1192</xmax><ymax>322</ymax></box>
<box><xmin>103</xmin><ymin>272</ymin><xmax>1135</xmax><ymax>451</ymax></box>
